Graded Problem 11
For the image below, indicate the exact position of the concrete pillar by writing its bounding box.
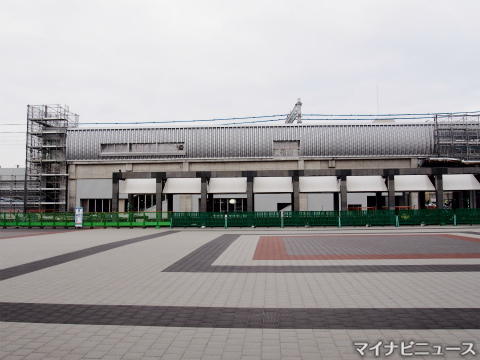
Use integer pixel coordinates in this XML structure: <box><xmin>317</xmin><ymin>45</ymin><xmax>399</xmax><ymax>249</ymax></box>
<box><xmin>127</xmin><ymin>194</ymin><xmax>133</xmax><ymax>212</ymax></box>
<box><xmin>180</xmin><ymin>195</ymin><xmax>192</xmax><ymax>212</ymax></box>
<box><xmin>340</xmin><ymin>176</ymin><xmax>347</xmax><ymax>211</ymax></box>
<box><xmin>375</xmin><ymin>192</ymin><xmax>383</xmax><ymax>210</ymax></box>
<box><xmin>333</xmin><ymin>192</ymin><xmax>339</xmax><ymax>212</ymax></box>
<box><xmin>112</xmin><ymin>173</ymin><xmax>121</xmax><ymax>212</ymax></box>
<box><xmin>470</xmin><ymin>190</ymin><xmax>477</xmax><ymax>209</ymax></box>
<box><xmin>200</xmin><ymin>177</ymin><xmax>208</xmax><ymax>212</ymax></box>
<box><xmin>409</xmin><ymin>192</ymin><xmax>419</xmax><ymax>209</ymax></box>
<box><xmin>155</xmin><ymin>178</ymin><xmax>163</xmax><ymax>212</ymax></box>
<box><xmin>247</xmin><ymin>177</ymin><xmax>254</xmax><ymax>212</ymax></box>
<box><xmin>435</xmin><ymin>174</ymin><xmax>444</xmax><ymax>209</ymax></box>
<box><xmin>387</xmin><ymin>175</ymin><xmax>395</xmax><ymax>210</ymax></box>
<box><xmin>292</xmin><ymin>175</ymin><xmax>300</xmax><ymax>211</ymax></box>
<box><xmin>299</xmin><ymin>193</ymin><xmax>308</xmax><ymax>211</ymax></box>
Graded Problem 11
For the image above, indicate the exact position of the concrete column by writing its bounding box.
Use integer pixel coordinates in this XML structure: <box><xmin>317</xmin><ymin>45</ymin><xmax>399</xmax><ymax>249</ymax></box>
<box><xmin>409</xmin><ymin>192</ymin><xmax>419</xmax><ymax>209</ymax></box>
<box><xmin>112</xmin><ymin>176</ymin><xmax>119</xmax><ymax>212</ymax></box>
<box><xmin>299</xmin><ymin>193</ymin><xmax>308</xmax><ymax>211</ymax></box>
<box><xmin>155</xmin><ymin>178</ymin><xmax>163</xmax><ymax>212</ymax></box>
<box><xmin>247</xmin><ymin>177</ymin><xmax>254</xmax><ymax>212</ymax></box>
<box><xmin>340</xmin><ymin>176</ymin><xmax>347</xmax><ymax>211</ymax></box>
<box><xmin>375</xmin><ymin>192</ymin><xmax>383</xmax><ymax>210</ymax></box>
<box><xmin>180</xmin><ymin>194</ymin><xmax>192</xmax><ymax>212</ymax></box>
<box><xmin>127</xmin><ymin>194</ymin><xmax>133</xmax><ymax>212</ymax></box>
<box><xmin>200</xmin><ymin>177</ymin><xmax>208</xmax><ymax>212</ymax></box>
<box><xmin>387</xmin><ymin>175</ymin><xmax>395</xmax><ymax>210</ymax></box>
<box><xmin>470</xmin><ymin>190</ymin><xmax>476</xmax><ymax>209</ymax></box>
<box><xmin>435</xmin><ymin>174</ymin><xmax>444</xmax><ymax>209</ymax></box>
<box><xmin>292</xmin><ymin>175</ymin><xmax>300</xmax><ymax>211</ymax></box>
<box><xmin>333</xmin><ymin>192</ymin><xmax>339</xmax><ymax>212</ymax></box>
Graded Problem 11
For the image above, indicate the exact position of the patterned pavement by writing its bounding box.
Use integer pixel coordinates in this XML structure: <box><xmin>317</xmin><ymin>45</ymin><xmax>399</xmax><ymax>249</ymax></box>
<box><xmin>1</xmin><ymin>226</ymin><xmax>479</xmax><ymax>359</ymax></box>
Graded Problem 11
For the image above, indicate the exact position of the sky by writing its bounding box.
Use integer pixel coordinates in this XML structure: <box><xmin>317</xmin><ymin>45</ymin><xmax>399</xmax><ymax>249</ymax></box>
<box><xmin>1</xmin><ymin>0</ymin><xmax>479</xmax><ymax>168</ymax></box>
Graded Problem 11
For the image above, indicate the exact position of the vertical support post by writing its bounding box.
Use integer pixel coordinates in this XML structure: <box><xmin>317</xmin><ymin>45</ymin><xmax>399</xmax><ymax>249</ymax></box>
<box><xmin>388</xmin><ymin>174</ymin><xmax>395</xmax><ymax>211</ymax></box>
<box><xmin>112</xmin><ymin>172</ymin><xmax>120</xmax><ymax>212</ymax></box>
<box><xmin>155</xmin><ymin>177</ymin><xmax>163</xmax><ymax>212</ymax></box>
<box><xmin>435</xmin><ymin>173</ymin><xmax>444</xmax><ymax>209</ymax></box>
<box><xmin>375</xmin><ymin>192</ymin><xmax>383</xmax><ymax>210</ymax></box>
<box><xmin>340</xmin><ymin>175</ymin><xmax>347</xmax><ymax>211</ymax></box>
<box><xmin>333</xmin><ymin>192</ymin><xmax>339</xmax><ymax>213</ymax></box>
<box><xmin>292</xmin><ymin>174</ymin><xmax>300</xmax><ymax>212</ymax></box>
<box><xmin>247</xmin><ymin>176</ymin><xmax>254</xmax><ymax>212</ymax></box>
<box><xmin>200</xmin><ymin>177</ymin><xmax>208</xmax><ymax>212</ymax></box>
<box><xmin>128</xmin><ymin>194</ymin><xmax>133</xmax><ymax>213</ymax></box>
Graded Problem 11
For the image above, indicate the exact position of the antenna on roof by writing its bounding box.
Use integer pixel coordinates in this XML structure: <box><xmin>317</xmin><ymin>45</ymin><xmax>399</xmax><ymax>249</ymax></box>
<box><xmin>285</xmin><ymin>98</ymin><xmax>302</xmax><ymax>124</ymax></box>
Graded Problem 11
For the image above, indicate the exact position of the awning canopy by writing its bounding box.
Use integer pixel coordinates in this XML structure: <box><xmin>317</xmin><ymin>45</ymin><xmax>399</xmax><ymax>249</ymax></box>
<box><xmin>394</xmin><ymin>175</ymin><xmax>435</xmax><ymax>192</ymax></box>
<box><xmin>299</xmin><ymin>176</ymin><xmax>340</xmax><ymax>193</ymax></box>
<box><xmin>163</xmin><ymin>178</ymin><xmax>201</xmax><ymax>194</ymax></box>
<box><xmin>208</xmin><ymin>178</ymin><xmax>247</xmax><ymax>193</ymax></box>
<box><xmin>119</xmin><ymin>178</ymin><xmax>156</xmax><ymax>194</ymax></box>
<box><xmin>443</xmin><ymin>174</ymin><xmax>480</xmax><ymax>191</ymax></box>
<box><xmin>253</xmin><ymin>177</ymin><xmax>293</xmax><ymax>193</ymax></box>
<box><xmin>347</xmin><ymin>176</ymin><xmax>387</xmax><ymax>192</ymax></box>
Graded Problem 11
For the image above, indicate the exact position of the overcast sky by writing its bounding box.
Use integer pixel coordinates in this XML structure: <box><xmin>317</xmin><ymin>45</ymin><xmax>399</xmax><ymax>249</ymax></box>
<box><xmin>1</xmin><ymin>0</ymin><xmax>479</xmax><ymax>168</ymax></box>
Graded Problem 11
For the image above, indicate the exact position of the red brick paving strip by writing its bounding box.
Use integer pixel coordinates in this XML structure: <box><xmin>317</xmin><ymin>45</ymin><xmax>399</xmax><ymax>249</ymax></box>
<box><xmin>253</xmin><ymin>235</ymin><xmax>480</xmax><ymax>261</ymax></box>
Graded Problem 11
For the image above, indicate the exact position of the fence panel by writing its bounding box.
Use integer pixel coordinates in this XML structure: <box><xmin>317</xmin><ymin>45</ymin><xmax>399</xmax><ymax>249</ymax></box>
<box><xmin>254</xmin><ymin>212</ymin><xmax>282</xmax><ymax>227</ymax></box>
<box><xmin>340</xmin><ymin>210</ymin><xmax>396</xmax><ymax>227</ymax></box>
<box><xmin>398</xmin><ymin>209</ymin><xmax>454</xmax><ymax>226</ymax></box>
<box><xmin>455</xmin><ymin>208</ymin><xmax>480</xmax><ymax>225</ymax></box>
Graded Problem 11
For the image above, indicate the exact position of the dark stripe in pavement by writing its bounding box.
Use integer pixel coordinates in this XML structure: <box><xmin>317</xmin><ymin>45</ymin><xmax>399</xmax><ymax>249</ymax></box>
<box><xmin>0</xmin><ymin>302</ymin><xmax>478</xmax><ymax>329</ymax></box>
<box><xmin>163</xmin><ymin>234</ymin><xmax>480</xmax><ymax>273</ymax></box>
<box><xmin>0</xmin><ymin>231</ymin><xmax>178</xmax><ymax>281</ymax></box>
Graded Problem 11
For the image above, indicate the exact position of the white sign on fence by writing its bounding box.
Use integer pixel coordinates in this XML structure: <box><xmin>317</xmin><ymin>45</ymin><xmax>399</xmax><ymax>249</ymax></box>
<box><xmin>75</xmin><ymin>207</ymin><xmax>83</xmax><ymax>228</ymax></box>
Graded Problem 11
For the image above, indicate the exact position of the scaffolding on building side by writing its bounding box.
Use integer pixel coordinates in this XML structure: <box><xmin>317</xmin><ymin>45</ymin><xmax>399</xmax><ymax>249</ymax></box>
<box><xmin>24</xmin><ymin>105</ymin><xmax>78</xmax><ymax>212</ymax></box>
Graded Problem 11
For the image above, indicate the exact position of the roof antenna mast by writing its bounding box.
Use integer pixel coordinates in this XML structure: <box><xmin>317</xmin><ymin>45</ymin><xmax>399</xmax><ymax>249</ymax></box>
<box><xmin>285</xmin><ymin>98</ymin><xmax>302</xmax><ymax>124</ymax></box>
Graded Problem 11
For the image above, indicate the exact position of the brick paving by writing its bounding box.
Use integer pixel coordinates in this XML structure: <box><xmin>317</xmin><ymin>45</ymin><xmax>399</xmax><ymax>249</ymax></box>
<box><xmin>1</xmin><ymin>226</ymin><xmax>479</xmax><ymax>359</ymax></box>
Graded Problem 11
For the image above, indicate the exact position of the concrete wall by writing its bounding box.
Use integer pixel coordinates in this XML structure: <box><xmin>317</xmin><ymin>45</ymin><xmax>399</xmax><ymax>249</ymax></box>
<box><xmin>254</xmin><ymin>194</ymin><xmax>292</xmax><ymax>211</ymax></box>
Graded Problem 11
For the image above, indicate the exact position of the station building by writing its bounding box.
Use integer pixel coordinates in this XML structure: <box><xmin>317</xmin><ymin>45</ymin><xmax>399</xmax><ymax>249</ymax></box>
<box><xmin>7</xmin><ymin>105</ymin><xmax>480</xmax><ymax>214</ymax></box>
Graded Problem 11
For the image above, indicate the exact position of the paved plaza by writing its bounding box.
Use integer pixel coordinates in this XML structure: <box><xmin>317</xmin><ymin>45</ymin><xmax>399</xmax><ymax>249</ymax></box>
<box><xmin>1</xmin><ymin>226</ymin><xmax>479</xmax><ymax>359</ymax></box>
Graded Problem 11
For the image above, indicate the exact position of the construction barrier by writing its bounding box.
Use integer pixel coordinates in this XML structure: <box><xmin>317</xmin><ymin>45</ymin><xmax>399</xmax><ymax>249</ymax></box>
<box><xmin>2</xmin><ymin>209</ymin><xmax>480</xmax><ymax>229</ymax></box>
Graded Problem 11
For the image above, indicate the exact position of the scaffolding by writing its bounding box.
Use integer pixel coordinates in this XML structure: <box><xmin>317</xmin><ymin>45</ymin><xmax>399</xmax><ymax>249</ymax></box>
<box><xmin>24</xmin><ymin>105</ymin><xmax>79</xmax><ymax>212</ymax></box>
<box><xmin>434</xmin><ymin>113</ymin><xmax>480</xmax><ymax>160</ymax></box>
<box><xmin>0</xmin><ymin>171</ymin><xmax>25</xmax><ymax>212</ymax></box>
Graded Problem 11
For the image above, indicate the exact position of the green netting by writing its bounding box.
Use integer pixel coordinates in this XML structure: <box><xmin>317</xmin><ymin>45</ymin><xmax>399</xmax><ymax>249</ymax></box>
<box><xmin>398</xmin><ymin>209</ymin><xmax>454</xmax><ymax>226</ymax></box>
<box><xmin>340</xmin><ymin>210</ymin><xmax>396</xmax><ymax>227</ymax></box>
<box><xmin>454</xmin><ymin>208</ymin><xmax>480</xmax><ymax>225</ymax></box>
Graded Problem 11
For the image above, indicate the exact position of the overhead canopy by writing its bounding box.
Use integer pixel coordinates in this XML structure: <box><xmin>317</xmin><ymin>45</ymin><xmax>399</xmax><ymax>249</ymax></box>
<box><xmin>119</xmin><ymin>178</ymin><xmax>156</xmax><ymax>194</ymax></box>
<box><xmin>347</xmin><ymin>176</ymin><xmax>387</xmax><ymax>192</ymax></box>
<box><xmin>443</xmin><ymin>174</ymin><xmax>480</xmax><ymax>191</ymax></box>
<box><xmin>394</xmin><ymin>175</ymin><xmax>435</xmax><ymax>192</ymax></box>
<box><xmin>299</xmin><ymin>176</ymin><xmax>340</xmax><ymax>193</ymax></box>
<box><xmin>253</xmin><ymin>177</ymin><xmax>293</xmax><ymax>193</ymax></box>
<box><xmin>163</xmin><ymin>178</ymin><xmax>201</xmax><ymax>194</ymax></box>
<box><xmin>208</xmin><ymin>178</ymin><xmax>247</xmax><ymax>193</ymax></box>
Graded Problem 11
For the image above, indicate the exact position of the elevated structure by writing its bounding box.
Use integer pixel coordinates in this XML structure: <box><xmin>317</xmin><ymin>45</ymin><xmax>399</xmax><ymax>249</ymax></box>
<box><xmin>434</xmin><ymin>114</ymin><xmax>480</xmax><ymax>160</ymax></box>
<box><xmin>24</xmin><ymin>105</ymin><xmax>78</xmax><ymax>212</ymax></box>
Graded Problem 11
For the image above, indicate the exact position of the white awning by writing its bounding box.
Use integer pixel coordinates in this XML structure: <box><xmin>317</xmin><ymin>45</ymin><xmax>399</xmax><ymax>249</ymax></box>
<box><xmin>253</xmin><ymin>177</ymin><xmax>293</xmax><ymax>193</ymax></box>
<box><xmin>208</xmin><ymin>178</ymin><xmax>247</xmax><ymax>193</ymax></box>
<box><xmin>119</xmin><ymin>178</ymin><xmax>156</xmax><ymax>194</ymax></box>
<box><xmin>394</xmin><ymin>175</ymin><xmax>435</xmax><ymax>192</ymax></box>
<box><xmin>347</xmin><ymin>176</ymin><xmax>387</xmax><ymax>192</ymax></box>
<box><xmin>163</xmin><ymin>178</ymin><xmax>201</xmax><ymax>194</ymax></box>
<box><xmin>299</xmin><ymin>176</ymin><xmax>340</xmax><ymax>192</ymax></box>
<box><xmin>443</xmin><ymin>174</ymin><xmax>480</xmax><ymax>191</ymax></box>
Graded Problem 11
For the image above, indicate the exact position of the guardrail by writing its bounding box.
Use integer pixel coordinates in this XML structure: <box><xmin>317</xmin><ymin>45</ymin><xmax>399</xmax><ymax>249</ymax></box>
<box><xmin>2</xmin><ymin>209</ymin><xmax>480</xmax><ymax>229</ymax></box>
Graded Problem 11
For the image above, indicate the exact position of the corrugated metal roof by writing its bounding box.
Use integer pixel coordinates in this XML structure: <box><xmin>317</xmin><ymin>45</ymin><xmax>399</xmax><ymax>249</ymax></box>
<box><xmin>66</xmin><ymin>124</ymin><xmax>435</xmax><ymax>161</ymax></box>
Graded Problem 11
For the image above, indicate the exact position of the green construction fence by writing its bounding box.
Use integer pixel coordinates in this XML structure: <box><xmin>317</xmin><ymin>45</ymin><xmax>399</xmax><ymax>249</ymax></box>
<box><xmin>2</xmin><ymin>209</ymin><xmax>480</xmax><ymax>228</ymax></box>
